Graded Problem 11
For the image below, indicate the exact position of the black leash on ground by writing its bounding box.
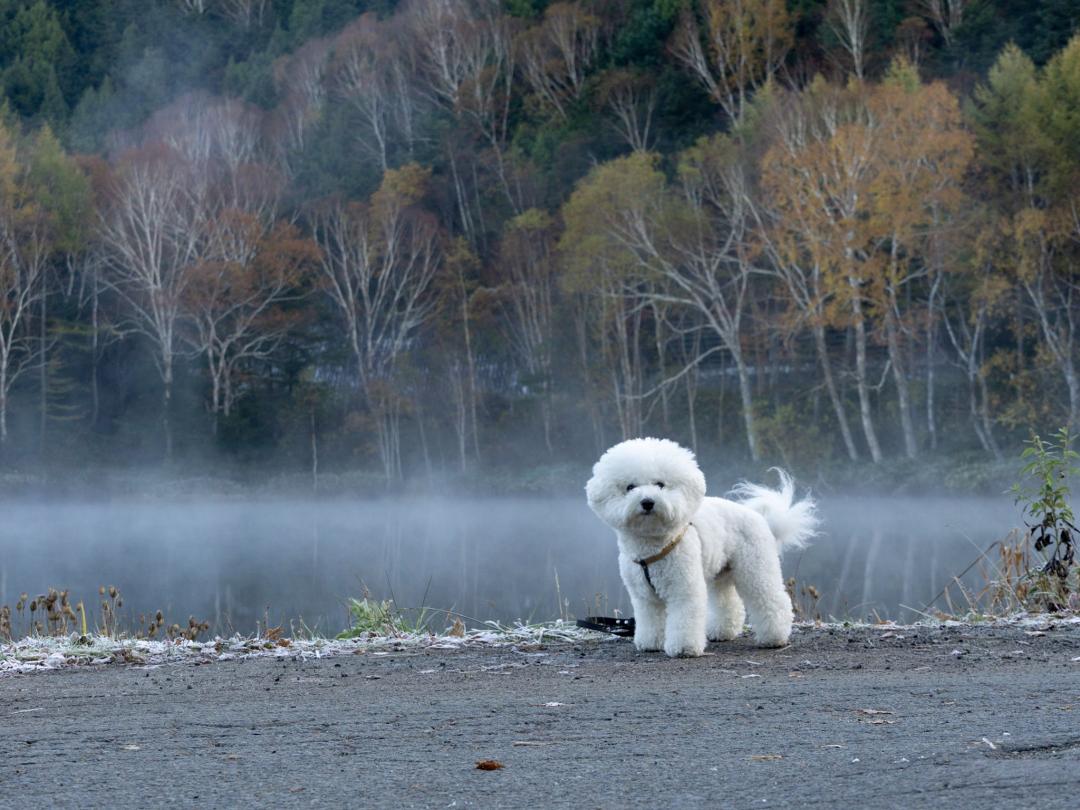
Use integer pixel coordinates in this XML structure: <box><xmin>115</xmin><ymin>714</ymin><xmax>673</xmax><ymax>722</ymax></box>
<box><xmin>576</xmin><ymin>616</ymin><xmax>635</xmax><ymax>636</ymax></box>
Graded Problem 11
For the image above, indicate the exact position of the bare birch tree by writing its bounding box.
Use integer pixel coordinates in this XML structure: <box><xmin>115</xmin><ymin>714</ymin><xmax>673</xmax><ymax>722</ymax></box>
<box><xmin>518</xmin><ymin>2</ymin><xmax>600</xmax><ymax>120</ymax></box>
<box><xmin>826</xmin><ymin>0</ymin><xmax>869</xmax><ymax>80</ymax></box>
<box><xmin>219</xmin><ymin>0</ymin><xmax>268</xmax><ymax>29</ymax></box>
<box><xmin>561</xmin><ymin>149</ymin><xmax>762</xmax><ymax>458</ymax></box>
<box><xmin>313</xmin><ymin>165</ymin><xmax>442</xmax><ymax>481</ymax></box>
<box><xmin>99</xmin><ymin>146</ymin><xmax>205</xmax><ymax>460</ymax></box>
<box><xmin>333</xmin><ymin>14</ymin><xmax>419</xmax><ymax>172</ymax></box>
<box><xmin>487</xmin><ymin>209</ymin><xmax>557</xmax><ymax>452</ymax></box>
<box><xmin>921</xmin><ymin>0</ymin><xmax>965</xmax><ymax>47</ymax></box>
<box><xmin>406</xmin><ymin>0</ymin><xmax>519</xmax><ymax>208</ymax></box>
<box><xmin>942</xmin><ymin>249</ymin><xmax>1004</xmax><ymax>458</ymax></box>
<box><xmin>598</xmin><ymin>69</ymin><xmax>656</xmax><ymax>153</ymax></box>
<box><xmin>0</xmin><ymin>137</ymin><xmax>48</xmax><ymax>447</ymax></box>
<box><xmin>268</xmin><ymin>38</ymin><xmax>332</xmax><ymax>166</ymax></box>
<box><xmin>669</xmin><ymin>0</ymin><xmax>792</xmax><ymax>124</ymax></box>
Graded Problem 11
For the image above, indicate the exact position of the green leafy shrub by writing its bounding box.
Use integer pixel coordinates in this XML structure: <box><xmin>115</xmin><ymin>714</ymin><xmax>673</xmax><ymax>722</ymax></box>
<box><xmin>1010</xmin><ymin>427</ymin><xmax>1079</xmax><ymax>611</ymax></box>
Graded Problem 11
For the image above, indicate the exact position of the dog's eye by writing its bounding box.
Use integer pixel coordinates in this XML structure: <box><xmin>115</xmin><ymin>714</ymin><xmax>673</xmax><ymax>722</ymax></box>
<box><xmin>626</xmin><ymin>484</ymin><xmax>636</xmax><ymax>492</ymax></box>
<box><xmin>655</xmin><ymin>482</ymin><xmax>665</xmax><ymax>489</ymax></box>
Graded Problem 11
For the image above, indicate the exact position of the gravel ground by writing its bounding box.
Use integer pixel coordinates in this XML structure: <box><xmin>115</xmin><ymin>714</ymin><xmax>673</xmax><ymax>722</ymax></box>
<box><xmin>3</xmin><ymin>622</ymin><xmax>1080</xmax><ymax>809</ymax></box>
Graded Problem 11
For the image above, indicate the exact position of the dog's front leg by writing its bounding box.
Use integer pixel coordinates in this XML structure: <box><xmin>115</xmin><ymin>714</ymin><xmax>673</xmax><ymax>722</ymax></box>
<box><xmin>629</xmin><ymin>592</ymin><xmax>665</xmax><ymax>652</ymax></box>
<box><xmin>663</xmin><ymin>580</ymin><xmax>707</xmax><ymax>658</ymax></box>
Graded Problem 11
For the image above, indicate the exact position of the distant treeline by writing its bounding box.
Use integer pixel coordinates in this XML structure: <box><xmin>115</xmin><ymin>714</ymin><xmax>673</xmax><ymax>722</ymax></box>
<box><xmin>0</xmin><ymin>0</ymin><xmax>1079</xmax><ymax>480</ymax></box>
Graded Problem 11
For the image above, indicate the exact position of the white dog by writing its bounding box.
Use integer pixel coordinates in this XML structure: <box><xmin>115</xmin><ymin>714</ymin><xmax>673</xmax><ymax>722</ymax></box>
<box><xmin>586</xmin><ymin>437</ymin><xmax>818</xmax><ymax>656</ymax></box>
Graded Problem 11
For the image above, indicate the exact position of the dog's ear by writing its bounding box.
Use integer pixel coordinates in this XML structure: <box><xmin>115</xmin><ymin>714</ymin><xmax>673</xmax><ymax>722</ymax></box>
<box><xmin>584</xmin><ymin>473</ymin><xmax>609</xmax><ymax>508</ymax></box>
<box><xmin>685</xmin><ymin>464</ymin><xmax>706</xmax><ymax>500</ymax></box>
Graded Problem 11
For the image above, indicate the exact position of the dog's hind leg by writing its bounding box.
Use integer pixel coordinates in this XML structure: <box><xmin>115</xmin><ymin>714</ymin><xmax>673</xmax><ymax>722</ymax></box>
<box><xmin>730</xmin><ymin>534</ymin><xmax>794</xmax><ymax>648</ymax></box>
<box><xmin>707</xmin><ymin>573</ymin><xmax>745</xmax><ymax>641</ymax></box>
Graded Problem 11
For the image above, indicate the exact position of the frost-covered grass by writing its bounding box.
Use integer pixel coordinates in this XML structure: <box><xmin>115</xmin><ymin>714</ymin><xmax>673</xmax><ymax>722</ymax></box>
<box><xmin>0</xmin><ymin>619</ymin><xmax>612</xmax><ymax>676</ymax></box>
<box><xmin>5</xmin><ymin>612</ymin><xmax>1080</xmax><ymax>677</ymax></box>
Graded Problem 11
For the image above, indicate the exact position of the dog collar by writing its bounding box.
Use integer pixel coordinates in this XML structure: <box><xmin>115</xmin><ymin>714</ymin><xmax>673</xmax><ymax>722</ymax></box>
<box><xmin>635</xmin><ymin>524</ymin><xmax>691</xmax><ymax>593</ymax></box>
<box><xmin>637</xmin><ymin>523</ymin><xmax>691</xmax><ymax>566</ymax></box>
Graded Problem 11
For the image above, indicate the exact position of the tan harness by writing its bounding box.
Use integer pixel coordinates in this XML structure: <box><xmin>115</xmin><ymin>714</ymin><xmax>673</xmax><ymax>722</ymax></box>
<box><xmin>635</xmin><ymin>523</ymin><xmax>691</xmax><ymax>592</ymax></box>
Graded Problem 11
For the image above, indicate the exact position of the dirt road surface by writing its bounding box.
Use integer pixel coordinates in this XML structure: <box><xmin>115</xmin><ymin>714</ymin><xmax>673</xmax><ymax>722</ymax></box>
<box><xmin>3</xmin><ymin>623</ymin><xmax>1080</xmax><ymax>808</ymax></box>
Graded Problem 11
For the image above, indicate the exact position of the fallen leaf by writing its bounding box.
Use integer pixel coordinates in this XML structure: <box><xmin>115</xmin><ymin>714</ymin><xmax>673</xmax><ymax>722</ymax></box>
<box><xmin>448</xmin><ymin>618</ymin><xmax>466</xmax><ymax>638</ymax></box>
<box><xmin>475</xmin><ymin>760</ymin><xmax>504</xmax><ymax>770</ymax></box>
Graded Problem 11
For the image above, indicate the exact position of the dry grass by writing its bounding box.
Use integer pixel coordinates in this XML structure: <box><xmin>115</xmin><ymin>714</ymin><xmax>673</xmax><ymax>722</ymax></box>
<box><xmin>0</xmin><ymin>585</ymin><xmax>210</xmax><ymax>643</ymax></box>
<box><xmin>926</xmin><ymin>529</ymin><xmax>1079</xmax><ymax>620</ymax></box>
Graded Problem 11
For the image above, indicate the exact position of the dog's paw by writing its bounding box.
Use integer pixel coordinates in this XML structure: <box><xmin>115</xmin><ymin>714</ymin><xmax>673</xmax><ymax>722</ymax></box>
<box><xmin>663</xmin><ymin>637</ymin><xmax>705</xmax><ymax>658</ymax></box>
<box><xmin>752</xmin><ymin>630</ymin><xmax>790</xmax><ymax>648</ymax></box>
<box><xmin>634</xmin><ymin>634</ymin><xmax>664</xmax><ymax>652</ymax></box>
<box><xmin>707</xmin><ymin>628</ymin><xmax>742</xmax><ymax>642</ymax></box>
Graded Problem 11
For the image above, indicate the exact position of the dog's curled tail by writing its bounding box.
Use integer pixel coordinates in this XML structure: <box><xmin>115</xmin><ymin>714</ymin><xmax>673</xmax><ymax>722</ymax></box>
<box><xmin>730</xmin><ymin>469</ymin><xmax>819</xmax><ymax>552</ymax></box>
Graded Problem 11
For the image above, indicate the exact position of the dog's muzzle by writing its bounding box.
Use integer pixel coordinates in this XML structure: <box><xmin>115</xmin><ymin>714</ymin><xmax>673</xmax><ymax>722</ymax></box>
<box><xmin>640</xmin><ymin>498</ymin><xmax>655</xmax><ymax>513</ymax></box>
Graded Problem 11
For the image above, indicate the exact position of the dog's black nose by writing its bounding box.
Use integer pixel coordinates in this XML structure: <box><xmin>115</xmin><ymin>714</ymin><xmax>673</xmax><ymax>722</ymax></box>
<box><xmin>641</xmin><ymin>498</ymin><xmax>655</xmax><ymax>512</ymax></box>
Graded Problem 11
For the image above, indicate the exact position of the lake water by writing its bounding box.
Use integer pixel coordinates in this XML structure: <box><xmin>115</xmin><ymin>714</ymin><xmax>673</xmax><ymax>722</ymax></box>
<box><xmin>0</xmin><ymin>496</ymin><xmax>1022</xmax><ymax>635</ymax></box>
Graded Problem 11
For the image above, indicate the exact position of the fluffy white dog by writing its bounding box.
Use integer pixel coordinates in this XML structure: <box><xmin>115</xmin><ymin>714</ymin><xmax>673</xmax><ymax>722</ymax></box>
<box><xmin>586</xmin><ymin>437</ymin><xmax>818</xmax><ymax>657</ymax></box>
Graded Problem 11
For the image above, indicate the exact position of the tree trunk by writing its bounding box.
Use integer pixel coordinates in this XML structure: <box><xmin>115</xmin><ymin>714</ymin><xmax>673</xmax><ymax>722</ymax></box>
<box><xmin>925</xmin><ymin>275</ymin><xmax>941</xmax><ymax>452</ymax></box>
<box><xmin>851</xmin><ymin>292</ymin><xmax>882</xmax><ymax>463</ymax></box>
<box><xmin>814</xmin><ymin>323</ymin><xmax>858</xmax><ymax>461</ymax></box>
<box><xmin>884</xmin><ymin>292</ymin><xmax>917</xmax><ymax>459</ymax></box>
<box><xmin>967</xmin><ymin>371</ymin><xmax>992</xmax><ymax>454</ymax></box>
<box><xmin>90</xmin><ymin>277</ymin><xmax>100</xmax><ymax>428</ymax></box>
<box><xmin>450</xmin><ymin>366</ymin><xmax>468</xmax><ymax>473</ymax></box>
<box><xmin>0</xmin><ymin>360</ymin><xmax>7</xmax><ymax>446</ymax></box>
<box><xmin>39</xmin><ymin>283</ymin><xmax>47</xmax><ymax>455</ymax></box>
<box><xmin>732</xmin><ymin>347</ymin><xmax>760</xmax><ymax>462</ymax></box>
<box><xmin>540</xmin><ymin>396</ymin><xmax>554</xmax><ymax>455</ymax></box>
<box><xmin>459</xmin><ymin>273</ymin><xmax>481</xmax><ymax>461</ymax></box>
<box><xmin>1065</xmin><ymin>364</ymin><xmax>1080</xmax><ymax>433</ymax></box>
<box><xmin>653</xmin><ymin>304</ymin><xmax>669</xmax><ymax>432</ymax></box>
<box><xmin>416</xmin><ymin>399</ymin><xmax>433</xmax><ymax>480</ymax></box>
<box><xmin>977</xmin><ymin>371</ymin><xmax>1002</xmax><ymax>461</ymax></box>
<box><xmin>162</xmin><ymin>360</ymin><xmax>174</xmax><ymax>462</ymax></box>
<box><xmin>310</xmin><ymin>407</ymin><xmax>319</xmax><ymax>493</ymax></box>
<box><xmin>211</xmin><ymin>369</ymin><xmax>222</xmax><ymax>427</ymax></box>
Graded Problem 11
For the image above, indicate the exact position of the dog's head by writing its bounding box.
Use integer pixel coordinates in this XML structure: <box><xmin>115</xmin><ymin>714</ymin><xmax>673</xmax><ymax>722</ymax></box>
<box><xmin>585</xmin><ymin>437</ymin><xmax>706</xmax><ymax>538</ymax></box>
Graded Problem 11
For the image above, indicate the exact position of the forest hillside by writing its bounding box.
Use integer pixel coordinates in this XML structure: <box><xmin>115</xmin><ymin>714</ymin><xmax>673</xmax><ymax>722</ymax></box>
<box><xmin>0</xmin><ymin>0</ymin><xmax>1078</xmax><ymax>489</ymax></box>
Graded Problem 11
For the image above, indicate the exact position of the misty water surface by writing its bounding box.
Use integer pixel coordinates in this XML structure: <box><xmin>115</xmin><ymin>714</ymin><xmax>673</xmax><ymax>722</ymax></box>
<box><xmin>1</xmin><ymin>496</ymin><xmax>1020</xmax><ymax>634</ymax></box>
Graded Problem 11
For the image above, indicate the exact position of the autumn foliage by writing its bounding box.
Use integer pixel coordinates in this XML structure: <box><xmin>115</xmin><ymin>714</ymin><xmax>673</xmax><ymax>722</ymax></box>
<box><xmin>1</xmin><ymin>1</ymin><xmax>1079</xmax><ymax>485</ymax></box>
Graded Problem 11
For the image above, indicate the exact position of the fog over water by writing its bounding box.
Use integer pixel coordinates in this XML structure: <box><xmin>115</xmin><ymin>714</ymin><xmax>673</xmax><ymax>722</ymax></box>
<box><xmin>1</xmin><ymin>496</ymin><xmax>1021</xmax><ymax>634</ymax></box>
